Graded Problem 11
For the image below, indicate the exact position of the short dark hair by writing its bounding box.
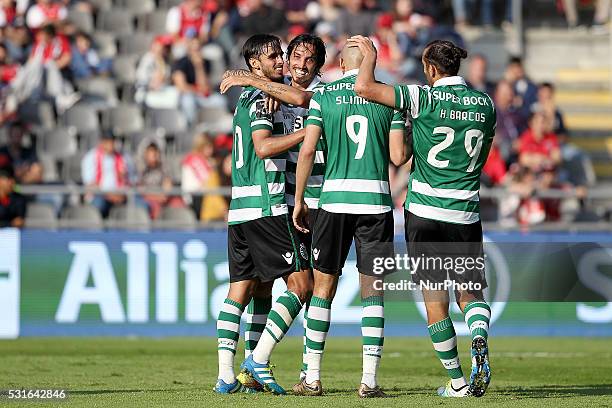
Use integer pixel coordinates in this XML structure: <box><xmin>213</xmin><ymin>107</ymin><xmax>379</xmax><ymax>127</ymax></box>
<box><xmin>540</xmin><ymin>82</ymin><xmax>555</xmax><ymax>91</ymax></box>
<box><xmin>41</xmin><ymin>24</ymin><xmax>56</xmax><ymax>37</ymax></box>
<box><xmin>242</xmin><ymin>34</ymin><xmax>282</xmax><ymax>71</ymax></box>
<box><xmin>423</xmin><ymin>40</ymin><xmax>467</xmax><ymax>76</ymax></box>
<box><xmin>286</xmin><ymin>34</ymin><xmax>326</xmax><ymax>77</ymax></box>
<box><xmin>508</xmin><ymin>56</ymin><xmax>523</xmax><ymax>66</ymax></box>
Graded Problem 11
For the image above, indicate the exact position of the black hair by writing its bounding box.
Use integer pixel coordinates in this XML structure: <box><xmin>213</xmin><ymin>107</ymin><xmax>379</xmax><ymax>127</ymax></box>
<box><xmin>540</xmin><ymin>82</ymin><xmax>555</xmax><ymax>91</ymax></box>
<box><xmin>286</xmin><ymin>33</ymin><xmax>326</xmax><ymax>77</ymax></box>
<box><xmin>242</xmin><ymin>34</ymin><xmax>282</xmax><ymax>71</ymax></box>
<box><xmin>423</xmin><ymin>40</ymin><xmax>467</xmax><ymax>76</ymax></box>
<box><xmin>146</xmin><ymin>142</ymin><xmax>160</xmax><ymax>151</ymax></box>
<box><xmin>41</xmin><ymin>24</ymin><xmax>56</xmax><ymax>37</ymax></box>
<box><xmin>508</xmin><ymin>56</ymin><xmax>523</xmax><ymax>66</ymax></box>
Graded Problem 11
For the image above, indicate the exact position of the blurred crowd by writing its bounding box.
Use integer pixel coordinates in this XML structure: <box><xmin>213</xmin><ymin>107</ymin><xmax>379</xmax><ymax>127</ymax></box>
<box><xmin>0</xmin><ymin>0</ymin><xmax>607</xmax><ymax>228</ymax></box>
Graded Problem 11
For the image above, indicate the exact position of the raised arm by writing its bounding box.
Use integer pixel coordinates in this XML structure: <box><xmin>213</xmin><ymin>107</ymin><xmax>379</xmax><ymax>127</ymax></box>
<box><xmin>348</xmin><ymin>36</ymin><xmax>397</xmax><ymax>109</ymax></box>
<box><xmin>252</xmin><ymin>128</ymin><xmax>306</xmax><ymax>159</ymax></box>
<box><xmin>220</xmin><ymin>69</ymin><xmax>312</xmax><ymax>107</ymax></box>
<box><xmin>293</xmin><ymin>123</ymin><xmax>321</xmax><ymax>233</ymax></box>
<box><xmin>390</xmin><ymin>129</ymin><xmax>412</xmax><ymax>167</ymax></box>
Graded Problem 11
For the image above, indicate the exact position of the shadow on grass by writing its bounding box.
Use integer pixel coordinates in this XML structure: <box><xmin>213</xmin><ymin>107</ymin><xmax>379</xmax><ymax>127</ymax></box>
<box><xmin>496</xmin><ymin>384</ymin><xmax>612</xmax><ymax>398</ymax></box>
<box><xmin>70</xmin><ymin>389</ymin><xmax>169</xmax><ymax>396</ymax></box>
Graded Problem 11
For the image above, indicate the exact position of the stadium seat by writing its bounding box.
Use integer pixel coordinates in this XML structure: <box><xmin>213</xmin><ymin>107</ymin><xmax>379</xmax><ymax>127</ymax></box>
<box><xmin>127</xmin><ymin>128</ymin><xmax>166</xmax><ymax>154</ymax></box>
<box><xmin>118</xmin><ymin>33</ymin><xmax>154</xmax><ymax>56</ymax></box>
<box><xmin>112</xmin><ymin>54</ymin><xmax>138</xmax><ymax>86</ymax></box>
<box><xmin>68</xmin><ymin>9</ymin><xmax>94</xmax><ymax>33</ymax></box>
<box><xmin>123</xmin><ymin>0</ymin><xmax>155</xmax><ymax>16</ymax></box>
<box><xmin>107</xmin><ymin>205</ymin><xmax>151</xmax><ymax>230</ymax></box>
<box><xmin>160</xmin><ymin>0</ymin><xmax>183</xmax><ymax>7</ymax></box>
<box><xmin>40</xmin><ymin>127</ymin><xmax>78</xmax><ymax>160</ymax></box>
<box><xmin>17</xmin><ymin>101</ymin><xmax>56</xmax><ymax>131</ymax></box>
<box><xmin>154</xmin><ymin>207</ymin><xmax>197</xmax><ymax>230</ymax></box>
<box><xmin>60</xmin><ymin>204</ymin><xmax>104</xmax><ymax>230</ymax></box>
<box><xmin>92</xmin><ymin>32</ymin><xmax>117</xmax><ymax>59</ymax></box>
<box><xmin>64</xmin><ymin>104</ymin><xmax>100</xmax><ymax>136</ymax></box>
<box><xmin>88</xmin><ymin>0</ymin><xmax>113</xmax><ymax>11</ymax></box>
<box><xmin>97</xmin><ymin>9</ymin><xmax>134</xmax><ymax>35</ymax></box>
<box><xmin>25</xmin><ymin>202</ymin><xmax>58</xmax><ymax>229</ymax></box>
<box><xmin>62</xmin><ymin>153</ymin><xmax>84</xmax><ymax>184</ymax></box>
<box><xmin>146</xmin><ymin>9</ymin><xmax>169</xmax><ymax>34</ymax></box>
<box><xmin>105</xmin><ymin>104</ymin><xmax>145</xmax><ymax>137</ymax></box>
<box><xmin>197</xmin><ymin>106</ymin><xmax>233</xmax><ymax>133</ymax></box>
<box><xmin>76</xmin><ymin>77</ymin><xmax>118</xmax><ymax>108</ymax></box>
<box><xmin>38</xmin><ymin>154</ymin><xmax>59</xmax><ymax>183</ymax></box>
<box><xmin>147</xmin><ymin>108</ymin><xmax>188</xmax><ymax>135</ymax></box>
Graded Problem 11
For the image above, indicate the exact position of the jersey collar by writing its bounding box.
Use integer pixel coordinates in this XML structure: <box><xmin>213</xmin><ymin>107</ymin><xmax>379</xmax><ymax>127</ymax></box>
<box><xmin>342</xmin><ymin>68</ymin><xmax>359</xmax><ymax>78</ymax></box>
<box><xmin>433</xmin><ymin>76</ymin><xmax>467</xmax><ymax>88</ymax></box>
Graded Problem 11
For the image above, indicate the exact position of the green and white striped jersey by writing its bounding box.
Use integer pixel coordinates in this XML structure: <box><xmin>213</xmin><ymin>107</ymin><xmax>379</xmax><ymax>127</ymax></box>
<box><xmin>305</xmin><ymin>69</ymin><xmax>406</xmax><ymax>214</ymax></box>
<box><xmin>276</xmin><ymin>77</ymin><xmax>327</xmax><ymax>209</ymax></box>
<box><xmin>228</xmin><ymin>86</ymin><xmax>287</xmax><ymax>225</ymax></box>
<box><xmin>394</xmin><ymin>76</ymin><xmax>496</xmax><ymax>224</ymax></box>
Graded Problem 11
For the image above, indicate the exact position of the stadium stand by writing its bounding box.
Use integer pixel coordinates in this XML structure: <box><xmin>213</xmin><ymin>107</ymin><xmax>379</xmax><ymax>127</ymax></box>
<box><xmin>0</xmin><ymin>0</ymin><xmax>610</xmax><ymax>230</ymax></box>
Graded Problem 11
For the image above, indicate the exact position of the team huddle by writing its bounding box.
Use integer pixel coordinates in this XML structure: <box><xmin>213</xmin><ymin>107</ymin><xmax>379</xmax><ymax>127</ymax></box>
<box><xmin>214</xmin><ymin>32</ymin><xmax>496</xmax><ymax>398</ymax></box>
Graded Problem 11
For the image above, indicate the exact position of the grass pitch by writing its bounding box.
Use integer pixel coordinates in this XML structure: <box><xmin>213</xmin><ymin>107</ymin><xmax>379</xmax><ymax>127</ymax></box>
<box><xmin>1</xmin><ymin>337</ymin><xmax>611</xmax><ymax>407</ymax></box>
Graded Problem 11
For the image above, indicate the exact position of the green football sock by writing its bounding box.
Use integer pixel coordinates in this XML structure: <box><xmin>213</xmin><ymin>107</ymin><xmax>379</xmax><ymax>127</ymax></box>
<box><xmin>244</xmin><ymin>296</ymin><xmax>272</xmax><ymax>357</ymax></box>
<box><xmin>463</xmin><ymin>301</ymin><xmax>491</xmax><ymax>340</ymax></box>
<box><xmin>217</xmin><ymin>298</ymin><xmax>244</xmax><ymax>383</ymax></box>
<box><xmin>428</xmin><ymin>317</ymin><xmax>466</xmax><ymax>389</ymax></box>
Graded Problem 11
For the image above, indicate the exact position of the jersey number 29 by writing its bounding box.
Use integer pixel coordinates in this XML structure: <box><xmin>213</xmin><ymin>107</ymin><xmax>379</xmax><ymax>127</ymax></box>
<box><xmin>427</xmin><ymin>126</ymin><xmax>484</xmax><ymax>172</ymax></box>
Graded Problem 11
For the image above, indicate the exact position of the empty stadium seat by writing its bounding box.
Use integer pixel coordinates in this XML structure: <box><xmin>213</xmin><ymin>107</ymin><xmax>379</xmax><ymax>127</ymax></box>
<box><xmin>64</xmin><ymin>104</ymin><xmax>100</xmax><ymax>135</ymax></box>
<box><xmin>147</xmin><ymin>108</ymin><xmax>188</xmax><ymax>135</ymax></box>
<box><xmin>105</xmin><ymin>104</ymin><xmax>144</xmax><ymax>137</ymax></box>
<box><xmin>88</xmin><ymin>0</ymin><xmax>113</xmax><ymax>11</ymax></box>
<box><xmin>92</xmin><ymin>32</ymin><xmax>117</xmax><ymax>59</ymax></box>
<box><xmin>123</xmin><ymin>0</ymin><xmax>155</xmax><ymax>16</ymax></box>
<box><xmin>60</xmin><ymin>205</ymin><xmax>104</xmax><ymax>230</ymax></box>
<box><xmin>25</xmin><ymin>202</ymin><xmax>58</xmax><ymax>229</ymax></box>
<box><xmin>68</xmin><ymin>8</ymin><xmax>94</xmax><ymax>33</ymax></box>
<box><xmin>62</xmin><ymin>153</ymin><xmax>85</xmax><ymax>184</ymax></box>
<box><xmin>76</xmin><ymin>77</ymin><xmax>118</xmax><ymax>108</ymax></box>
<box><xmin>107</xmin><ymin>205</ymin><xmax>151</xmax><ymax>230</ymax></box>
<box><xmin>197</xmin><ymin>106</ymin><xmax>233</xmax><ymax>133</ymax></box>
<box><xmin>97</xmin><ymin>9</ymin><xmax>135</xmax><ymax>35</ymax></box>
<box><xmin>40</xmin><ymin>127</ymin><xmax>78</xmax><ymax>159</ymax></box>
<box><xmin>118</xmin><ymin>33</ymin><xmax>154</xmax><ymax>56</ymax></box>
<box><xmin>154</xmin><ymin>207</ymin><xmax>197</xmax><ymax>230</ymax></box>
<box><xmin>146</xmin><ymin>9</ymin><xmax>169</xmax><ymax>34</ymax></box>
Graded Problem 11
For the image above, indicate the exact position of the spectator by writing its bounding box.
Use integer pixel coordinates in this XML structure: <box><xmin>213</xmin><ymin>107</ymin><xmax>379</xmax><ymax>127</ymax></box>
<box><xmin>0</xmin><ymin>121</ymin><xmax>42</xmax><ymax>185</ymax></box>
<box><xmin>518</xmin><ymin>111</ymin><xmax>561</xmax><ymax>173</ymax></box>
<box><xmin>25</xmin><ymin>0</ymin><xmax>67</xmax><ymax>31</ymax></box>
<box><xmin>371</xmin><ymin>13</ymin><xmax>404</xmax><ymax>80</ymax></box>
<box><xmin>69</xmin><ymin>31</ymin><xmax>111</xmax><ymax>80</ymax></box>
<box><xmin>138</xmin><ymin>142</ymin><xmax>173</xmax><ymax>219</ymax></box>
<box><xmin>392</xmin><ymin>0</ymin><xmax>433</xmax><ymax>60</ymax></box>
<box><xmin>562</xmin><ymin>0</ymin><xmax>610</xmax><ymax>32</ymax></box>
<box><xmin>171</xmin><ymin>37</ymin><xmax>225</xmax><ymax>125</ymax></box>
<box><xmin>285</xmin><ymin>0</ymin><xmax>309</xmax><ymax>26</ymax></box>
<box><xmin>0</xmin><ymin>167</ymin><xmax>26</xmax><ymax>228</ymax></box>
<box><xmin>0</xmin><ymin>0</ymin><xmax>17</xmax><ymax>28</ymax></box>
<box><xmin>0</xmin><ymin>43</ymin><xmax>19</xmax><ymax>88</ymax></box>
<box><xmin>494</xmin><ymin>79</ymin><xmax>524</xmax><ymax>163</ymax></box>
<box><xmin>305</xmin><ymin>0</ymin><xmax>340</xmax><ymax>26</ymax></box>
<box><xmin>334</xmin><ymin>0</ymin><xmax>376</xmax><ymax>38</ymax></box>
<box><xmin>239</xmin><ymin>0</ymin><xmax>288</xmax><ymax>37</ymax></box>
<box><xmin>166</xmin><ymin>0</ymin><xmax>216</xmax><ymax>43</ymax></box>
<box><xmin>135</xmin><ymin>35</ymin><xmax>179</xmax><ymax>109</ymax></box>
<box><xmin>534</xmin><ymin>82</ymin><xmax>567</xmax><ymax>139</ymax></box>
<box><xmin>466</xmin><ymin>53</ymin><xmax>495</xmax><ymax>95</ymax></box>
<box><xmin>81</xmin><ymin>131</ymin><xmax>138</xmax><ymax>217</ymax></box>
<box><xmin>181</xmin><ymin>132</ymin><xmax>215</xmax><ymax>217</ymax></box>
<box><xmin>505</xmin><ymin>56</ymin><xmax>538</xmax><ymax>120</ymax></box>
<box><xmin>5</xmin><ymin>17</ymin><xmax>31</xmax><ymax>64</ymax></box>
<box><xmin>452</xmin><ymin>0</ymin><xmax>494</xmax><ymax>30</ymax></box>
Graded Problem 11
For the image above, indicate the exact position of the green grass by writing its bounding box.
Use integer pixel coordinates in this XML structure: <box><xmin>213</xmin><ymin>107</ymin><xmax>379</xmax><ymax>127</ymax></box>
<box><xmin>1</xmin><ymin>337</ymin><xmax>611</xmax><ymax>407</ymax></box>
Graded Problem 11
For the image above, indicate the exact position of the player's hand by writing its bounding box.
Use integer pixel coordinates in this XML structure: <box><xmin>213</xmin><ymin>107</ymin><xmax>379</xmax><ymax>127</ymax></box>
<box><xmin>347</xmin><ymin>35</ymin><xmax>377</xmax><ymax>60</ymax></box>
<box><xmin>219</xmin><ymin>75</ymin><xmax>251</xmax><ymax>94</ymax></box>
<box><xmin>293</xmin><ymin>199</ymin><xmax>310</xmax><ymax>234</ymax></box>
<box><xmin>266</xmin><ymin>96</ymin><xmax>280</xmax><ymax>113</ymax></box>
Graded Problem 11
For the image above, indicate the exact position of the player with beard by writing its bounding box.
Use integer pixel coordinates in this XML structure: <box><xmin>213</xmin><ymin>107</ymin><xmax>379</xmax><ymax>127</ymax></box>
<box><xmin>220</xmin><ymin>34</ymin><xmax>326</xmax><ymax>388</ymax></box>
<box><xmin>350</xmin><ymin>36</ymin><xmax>495</xmax><ymax>398</ymax></box>
<box><xmin>214</xmin><ymin>34</ymin><xmax>312</xmax><ymax>395</ymax></box>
